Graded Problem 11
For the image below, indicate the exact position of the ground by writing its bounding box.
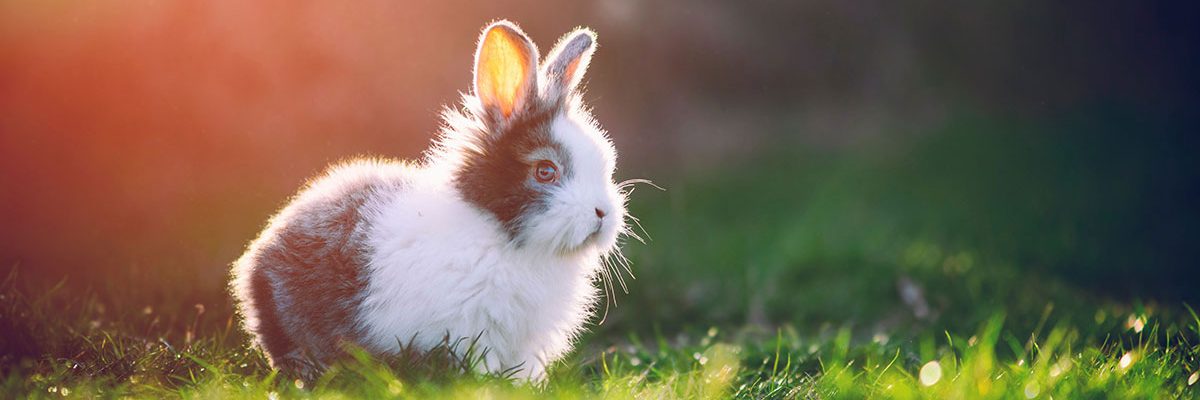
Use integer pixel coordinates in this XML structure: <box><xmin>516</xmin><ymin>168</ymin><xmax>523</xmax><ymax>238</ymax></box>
<box><xmin>3</xmin><ymin>112</ymin><xmax>1199</xmax><ymax>399</ymax></box>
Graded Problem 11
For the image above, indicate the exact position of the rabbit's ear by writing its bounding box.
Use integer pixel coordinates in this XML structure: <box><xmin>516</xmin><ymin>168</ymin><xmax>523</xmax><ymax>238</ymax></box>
<box><xmin>474</xmin><ymin>21</ymin><xmax>539</xmax><ymax>120</ymax></box>
<box><xmin>541</xmin><ymin>29</ymin><xmax>596</xmax><ymax>101</ymax></box>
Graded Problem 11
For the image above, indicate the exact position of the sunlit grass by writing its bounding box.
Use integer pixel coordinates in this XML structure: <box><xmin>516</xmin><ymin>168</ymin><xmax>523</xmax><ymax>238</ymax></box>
<box><xmin>4</xmin><ymin>277</ymin><xmax>1198</xmax><ymax>399</ymax></box>
<box><xmin>3</xmin><ymin>114</ymin><xmax>1198</xmax><ymax>398</ymax></box>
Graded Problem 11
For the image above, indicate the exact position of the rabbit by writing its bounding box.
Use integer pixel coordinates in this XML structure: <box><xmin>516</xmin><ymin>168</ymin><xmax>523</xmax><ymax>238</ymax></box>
<box><xmin>229</xmin><ymin>20</ymin><xmax>636</xmax><ymax>382</ymax></box>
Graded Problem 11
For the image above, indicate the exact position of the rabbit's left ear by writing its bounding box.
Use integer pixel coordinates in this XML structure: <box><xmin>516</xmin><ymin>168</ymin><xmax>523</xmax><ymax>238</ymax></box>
<box><xmin>541</xmin><ymin>29</ymin><xmax>596</xmax><ymax>101</ymax></box>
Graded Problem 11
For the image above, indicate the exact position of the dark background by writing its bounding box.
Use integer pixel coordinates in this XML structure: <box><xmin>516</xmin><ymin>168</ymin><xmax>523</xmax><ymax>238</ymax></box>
<box><xmin>1</xmin><ymin>0</ymin><xmax>1197</xmax><ymax>311</ymax></box>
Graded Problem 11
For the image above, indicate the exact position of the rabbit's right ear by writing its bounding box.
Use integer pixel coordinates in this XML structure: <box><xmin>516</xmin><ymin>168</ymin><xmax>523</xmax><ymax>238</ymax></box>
<box><xmin>474</xmin><ymin>21</ymin><xmax>539</xmax><ymax>122</ymax></box>
<box><xmin>541</xmin><ymin>29</ymin><xmax>596</xmax><ymax>102</ymax></box>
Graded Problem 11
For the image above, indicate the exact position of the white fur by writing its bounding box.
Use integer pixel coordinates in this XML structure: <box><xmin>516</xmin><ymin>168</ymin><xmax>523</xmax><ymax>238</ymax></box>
<box><xmin>347</xmin><ymin>111</ymin><xmax>621</xmax><ymax>380</ymax></box>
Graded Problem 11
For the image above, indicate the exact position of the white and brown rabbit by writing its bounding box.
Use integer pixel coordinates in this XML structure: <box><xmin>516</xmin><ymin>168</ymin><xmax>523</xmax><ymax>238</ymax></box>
<box><xmin>230</xmin><ymin>21</ymin><xmax>632</xmax><ymax>381</ymax></box>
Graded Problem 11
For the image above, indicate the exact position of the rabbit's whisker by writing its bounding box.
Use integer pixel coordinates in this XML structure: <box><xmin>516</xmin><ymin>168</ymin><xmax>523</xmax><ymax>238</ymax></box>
<box><xmin>616</xmin><ymin>178</ymin><xmax>664</xmax><ymax>191</ymax></box>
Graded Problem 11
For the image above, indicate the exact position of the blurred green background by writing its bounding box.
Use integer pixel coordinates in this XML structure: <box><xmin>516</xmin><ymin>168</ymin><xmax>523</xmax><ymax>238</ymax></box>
<box><xmin>1</xmin><ymin>0</ymin><xmax>1198</xmax><ymax>358</ymax></box>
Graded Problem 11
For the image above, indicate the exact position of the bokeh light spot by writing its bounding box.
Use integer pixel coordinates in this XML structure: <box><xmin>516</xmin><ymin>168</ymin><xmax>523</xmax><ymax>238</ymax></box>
<box><xmin>919</xmin><ymin>361</ymin><xmax>942</xmax><ymax>386</ymax></box>
<box><xmin>1118</xmin><ymin>352</ymin><xmax>1135</xmax><ymax>370</ymax></box>
<box><xmin>1024</xmin><ymin>381</ymin><xmax>1039</xmax><ymax>398</ymax></box>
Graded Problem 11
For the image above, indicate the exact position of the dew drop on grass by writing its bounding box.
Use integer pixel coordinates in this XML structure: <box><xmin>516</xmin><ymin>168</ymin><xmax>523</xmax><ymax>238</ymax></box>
<box><xmin>919</xmin><ymin>361</ymin><xmax>942</xmax><ymax>386</ymax></box>
<box><xmin>294</xmin><ymin>379</ymin><xmax>304</xmax><ymax>389</ymax></box>
<box><xmin>1188</xmin><ymin>371</ymin><xmax>1198</xmax><ymax>386</ymax></box>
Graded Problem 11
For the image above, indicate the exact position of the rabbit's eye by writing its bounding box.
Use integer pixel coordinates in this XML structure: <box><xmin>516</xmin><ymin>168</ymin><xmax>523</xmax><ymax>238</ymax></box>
<box><xmin>533</xmin><ymin>160</ymin><xmax>560</xmax><ymax>184</ymax></box>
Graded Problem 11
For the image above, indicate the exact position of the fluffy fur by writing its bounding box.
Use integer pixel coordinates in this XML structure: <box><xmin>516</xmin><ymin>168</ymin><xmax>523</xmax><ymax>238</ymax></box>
<box><xmin>230</xmin><ymin>21</ymin><xmax>630</xmax><ymax>382</ymax></box>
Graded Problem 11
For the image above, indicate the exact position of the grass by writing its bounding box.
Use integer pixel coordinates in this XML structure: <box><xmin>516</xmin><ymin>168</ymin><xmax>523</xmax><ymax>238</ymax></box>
<box><xmin>3</xmin><ymin>111</ymin><xmax>1199</xmax><ymax>398</ymax></box>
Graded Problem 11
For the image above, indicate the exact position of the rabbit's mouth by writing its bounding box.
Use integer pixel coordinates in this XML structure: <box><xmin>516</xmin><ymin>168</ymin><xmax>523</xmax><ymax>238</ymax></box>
<box><xmin>562</xmin><ymin>223</ymin><xmax>603</xmax><ymax>254</ymax></box>
<box><xmin>582</xmin><ymin>229</ymin><xmax>601</xmax><ymax>246</ymax></box>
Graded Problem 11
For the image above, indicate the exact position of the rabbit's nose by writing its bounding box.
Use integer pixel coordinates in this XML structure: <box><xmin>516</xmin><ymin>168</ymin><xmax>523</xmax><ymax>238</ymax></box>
<box><xmin>594</xmin><ymin>208</ymin><xmax>606</xmax><ymax>219</ymax></box>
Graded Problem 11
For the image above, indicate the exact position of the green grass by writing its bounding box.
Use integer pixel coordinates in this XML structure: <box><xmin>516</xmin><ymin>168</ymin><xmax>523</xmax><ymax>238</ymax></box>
<box><xmin>3</xmin><ymin>112</ymin><xmax>1199</xmax><ymax>398</ymax></box>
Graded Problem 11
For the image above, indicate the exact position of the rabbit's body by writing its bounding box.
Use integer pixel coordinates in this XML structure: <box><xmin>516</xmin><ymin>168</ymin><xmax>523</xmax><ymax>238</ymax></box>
<box><xmin>233</xmin><ymin>160</ymin><xmax>597</xmax><ymax>380</ymax></box>
<box><xmin>232</xmin><ymin>21</ymin><xmax>626</xmax><ymax>381</ymax></box>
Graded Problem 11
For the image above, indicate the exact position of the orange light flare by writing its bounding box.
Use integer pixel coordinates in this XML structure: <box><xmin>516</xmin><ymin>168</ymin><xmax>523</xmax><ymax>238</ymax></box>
<box><xmin>1</xmin><ymin>1</ymin><xmax>572</xmax><ymax>284</ymax></box>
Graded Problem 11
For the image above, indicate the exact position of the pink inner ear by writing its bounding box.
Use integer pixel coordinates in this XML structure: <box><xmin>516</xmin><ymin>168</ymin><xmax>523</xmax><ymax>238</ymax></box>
<box><xmin>562</xmin><ymin>57</ymin><xmax>582</xmax><ymax>87</ymax></box>
<box><xmin>477</xmin><ymin>28</ymin><xmax>533</xmax><ymax>117</ymax></box>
